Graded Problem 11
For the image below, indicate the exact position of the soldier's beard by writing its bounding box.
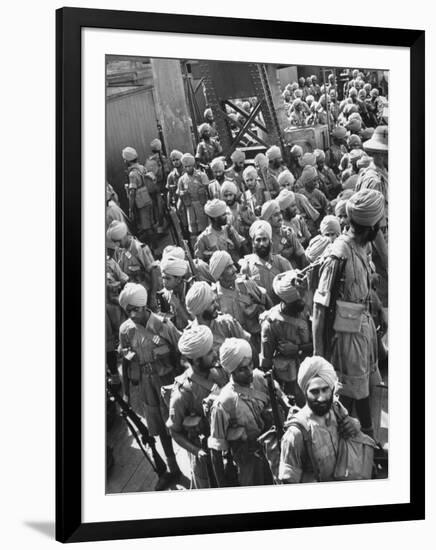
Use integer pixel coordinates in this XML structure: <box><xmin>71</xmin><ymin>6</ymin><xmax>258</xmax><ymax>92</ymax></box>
<box><xmin>307</xmin><ymin>394</ymin><xmax>334</xmax><ymax>417</ymax></box>
<box><xmin>253</xmin><ymin>242</ymin><xmax>271</xmax><ymax>259</ymax></box>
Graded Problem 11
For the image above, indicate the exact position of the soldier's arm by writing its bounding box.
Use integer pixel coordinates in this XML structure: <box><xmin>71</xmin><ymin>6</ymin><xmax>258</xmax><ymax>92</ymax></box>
<box><xmin>167</xmin><ymin>392</ymin><xmax>202</xmax><ymax>455</ymax></box>
<box><xmin>279</xmin><ymin>426</ymin><xmax>306</xmax><ymax>483</ymax></box>
<box><xmin>260</xmin><ymin>320</ymin><xmax>275</xmax><ymax>371</ymax></box>
<box><xmin>312</xmin><ymin>255</ymin><xmax>338</xmax><ymax>357</ymax></box>
<box><xmin>208</xmin><ymin>402</ymin><xmax>230</xmax><ymax>487</ymax></box>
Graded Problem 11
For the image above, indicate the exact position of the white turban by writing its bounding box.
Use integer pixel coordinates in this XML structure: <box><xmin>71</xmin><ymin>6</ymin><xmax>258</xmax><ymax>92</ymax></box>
<box><xmin>346</xmin><ymin>189</ymin><xmax>385</xmax><ymax>227</ymax></box>
<box><xmin>181</xmin><ymin>153</ymin><xmax>195</xmax><ymax>166</ymax></box>
<box><xmin>314</xmin><ymin>149</ymin><xmax>326</xmax><ymax>163</ymax></box>
<box><xmin>249</xmin><ymin>220</ymin><xmax>272</xmax><ymax>240</ymax></box>
<box><xmin>277</xmin><ymin>170</ymin><xmax>295</xmax><ymax>188</ymax></box>
<box><xmin>204</xmin><ymin>199</ymin><xmax>227</xmax><ymax>218</ymax></box>
<box><xmin>266</xmin><ymin>146</ymin><xmax>282</xmax><ymax>161</ymax></box>
<box><xmin>290</xmin><ymin>145</ymin><xmax>303</xmax><ymax>157</ymax></box>
<box><xmin>260</xmin><ymin>200</ymin><xmax>280</xmax><ymax>221</ymax></box>
<box><xmin>106</xmin><ymin>220</ymin><xmax>128</xmax><ymax>241</ymax></box>
<box><xmin>198</xmin><ymin>123</ymin><xmax>212</xmax><ymax>137</ymax></box>
<box><xmin>210</xmin><ymin>158</ymin><xmax>225</xmax><ymax>171</ymax></box>
<box><xmin>305</xmin><ymin>235</ymin><xmax>331</xmax><ymax>262</ymax></box>
<box><xmin>160</xmin><ymin>255</ymin><xmax>188</xmax><ymax>277</ymax></box>
<box><xmin>220</xmin><ymin>181</ymin><xmax>238</xmax><ymax>196</ymax></box>
<box><xmin>243</xmin><ymin>166</ymin><xmax>258</xmax><ymax>181</ymax></box>
<box><xmin>162</xmin><ymin>245</ymin><xmax>185</xmax><ymax>260</ymax></box>
<box><xmin>254</xmin><ymin>153</ymin><xmax>268</xmax><ymax>170</ymax></box>
<box><xmin>277</xmin><ymin>189</ymin><xmax>296</xmax><ymax>211</ymax></box>
<box><xmin>119</xmin><ymin>283</ymin><xmax>148</xmax><ymax>311</ymax></box>
<box><xmin>185</xmin><ymin>282</ymin><xmax>215</xmax><ymax>316</ymax></box>
<box><xmin>298</xmin><ymin>355</ymin><xmax>338</xmax><ymax>395</ymax></box>
<box><xmin>231</xmin><ymin>150</ymin><xmax>245</xmax><ymax>163</ymax></box>
<box><xmin>178</xmin><ymin>325</ymin><xmax>213</xmax><ymax>359</ymax></box>
<box><xmin>320</xmin><ymin>215</ymin><xmax>341</xmax><ymax>236</ymax></box>
<box><xmin>335</xmin><ymin>199</ymin><xmax>348</xmax><ymax>217</ymax></box>
<box><xmin>301</xmin><ymin>152</ymin><xmax>317</xmax><ymax>167</ymax></box>
<box><xmin>150</xmin><ymin>138</ymin><xmax>162</xmax><ymax>151</ymax></box>
<box><xmin>170</xmin><ymin>150</ymin><xmax>183</xmax><ymax>161</ymax></box>
<box><xmin>220</xmin><ymin>338</ymin><xmax>252</xmax><ymax>374</ymax></box>
<box><xmin>272</xmin><ymin>271</ymin><xmax>300</xmax><ymax>303</ymax></box>
<box><xmin>209</xmin><ymin>250</ymin><xmax>233</xmax><ymax>281</ymax></box>
<box><xmin>122</xmin><ymin>147</ymin><xmax>138</xmax><ymax>162</ymax></box>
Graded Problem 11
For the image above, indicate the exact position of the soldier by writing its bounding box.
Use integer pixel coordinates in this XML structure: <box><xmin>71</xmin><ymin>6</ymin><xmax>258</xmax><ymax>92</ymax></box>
<box><xmin>209</xmin><ymin>250</ymin><xmax>270</xmax><ymax>352</ymax></box>
<box><xmin>277</xmin><ymin>189</ymin><xmax>311</xmax><ymax>247</ymax></box>
<box><xmin>260</xmin><ymin>200</ymin><xmax>308</xmax><ymax>269</ymax></box>
<box><xmin>185</xmin><ymin>281</ymin><xmax>251</xmax><ymax>355</ymax></box>
<box><xmin>157</xmin><ymin>254</ymin><xmax>192</xmax><ymax>331</ymax></box>
<box><xmin>312</xmin><ymin>189</ymin><xmax>385</xmax><ymax>438</ymax></box>
<box><xmin>239</xmin><ymin>220</ymin><xmax>292</xmax><ymax>304</ymax></box>
<box><xmin>279</xmin><ymin>356</ymin><xmax>364</xmax><ymax>484</ymax></box>
<box><xmin>166</xmin><ymin>150</ymin><xmax>184</xmax><ymax>208</ymax></box>
<box><xmin>147</xmin><ymin>138</ymin><xmax>170</xmax><ymax>193</ymax></box>
<box><xmin>194</xmin><ymin>199</ymin><xmax>246</xmax><ymax>264</ymax></box>
<box><xmin>260</xmin><ymin>271</ymin><xmax>312</xmax><ymax>399</ymax></box>
<box><xmin>122</xmin><ymin>146</ymin><xmax>155</xmax><ymax>240</ymax></box>
<box><xmin>358</xmin><ymin>126</ymin><xmax>388</xmax><ymax>205</ymax></box>
<box><xmin>221</xmin><ymin>180</ymin><xmax>255</xmax><ymax>238</ymax></box>
<box><xmin>118</xmin><ymin>283</ymin><xmax>182</xmax><ymax>487</ymax></box>
<box><xmin>208</xmin><ymin>157</ymin><xmax>228</xmax><ymax>199</ymax></box>
<box><xmin>106</xmin><ymin>184</ymin><xmax>127</xmax><ymax>228</ymax></box>
<box><xmin>225</xmin><ymin>149</ymin><xmax>246</xmax><ymax>195</ymax></box>
<box><xmin>334</xmin><ymin>198</ymin><xmax>351</xmax><ymax>232</ymax></box>
<box><xmin>203</xmin><ymin>107</ymin><xmax>219</xmax><ymax>138</ymax></box>
<box><xmin>208</xmin><ymin>338</ymin><xmax>274</xmax><ymax>487</ymax></box>
<box><xmin>314</xmin><ymin>149</ymin><xmax>342</xmax><ymax>200</ymax></box>
<box><xmin>265</xmin><ymin>146</ymin><xmax>285</xmax><ymax>198</ymax></box>
<box><xmin>196</xmin><ymin>123</ymin><xmax>223</xmax><ymax>167</ymax></box>
<box><xmin>289</xmin><ymin>145</ymin><xmax>304</xmax><ymax>180</ymax></box>
<box><xmin>167</xmin><ymin>325</ymin><xmax>227</xmax><ymax>489</ymax></box>
<box><xmin>326</xmin><ymin>127</ymin><xmax>348</xmax><ymax>176</ymax></box>
<box><xmin>241</xmin><ymin>165</ymin><xmax>266</xmax><ymax>217</ymax></box>
<box><xmin>296</xmin><ymin>166</ymin><xmax>329</xmax><ymax>232</ymax></box>
<box><xmin>176</xmin><ymin>153</ymin><xmax>209</xmax><ymax>247</ymax></box>
<box><xmin>106</xmin><ymin>220</ymin><xmax>160</xmax><ymax>312</ymax></box>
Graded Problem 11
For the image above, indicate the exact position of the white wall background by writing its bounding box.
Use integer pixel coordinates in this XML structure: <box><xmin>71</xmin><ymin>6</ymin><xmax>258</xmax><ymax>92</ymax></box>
<box><xmin>0</xmin><ymin>1</ymin><xmax>433</xmax><ymax>548</ymax></box>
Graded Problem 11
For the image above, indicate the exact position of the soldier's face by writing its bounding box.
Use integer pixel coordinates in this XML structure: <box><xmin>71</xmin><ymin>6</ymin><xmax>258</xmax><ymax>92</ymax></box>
<box><xmin>213</xmin><ymin>168</ymin><xmax>224</xmax><ymax>182</ymax></box>
<box><xmin>323</xmin><ymin>231</ymin><xmax>339</xmax><ymax>243</ymax></box>
<box><xmin>202</xmin><ymin>298</ymin><xmax>219</xmax><ymax>320</ymax></box>
<box><xmin>232</xmin><ymin>358</ymin><xmax>253</xmax><ymax>387</ymax></box>
<box><xmin>220</xmin><ymin>264</ymin><xmax>237</xmax><ymax>286</ymax></box>
<box><xmin>286</xmin><ymin>203</ymin><xmax>298</xmax><ymax>218</ymax></box>
<box><xmin>223</xmin><ymin>191</ymin><xmax>236</xmax><ymax>206</ymax></box>
<box><xmin>271</xmin><ymin>158</ymin><xmax>282</xmax><ymax>170</ymax></box>
<box><xmin>306</xmin><ymin>377</ymin><xmax>333</xmax><ymax>416</ymax></box>
<box><xmin>184</xmin><ymin>164</ymin><xmax>195</xmax><ymax>175</ymax></box>
<box><xmin>198</xmin><ymin>347</ymin><xmax>217</xmax><ymax>370</ymax></box>
<box><xmin>126</xmin><ymin>305</ymin><xmax>147</xmax><ymax>325</ymax></box>
<box><xmin>214</xmin><ymin>214</ymin><xmax>228</xmax><ymax>227</ymax></box>
<box><xmin>245</xmin><ymin>174</ymin><xmax>257</xmax><ymax>190</ymax></box>
<box><xmin>253</xmin><ymin>235</ymin><xmax>271</xmax><ymax>258</ymax></box>
<box><xmin>270</xmin><ymin>210</ymin><xmax>283</xmax><ymax>228</ymax></box>
<box><xmin>162</xmin><ymin>273</ymin><xmax>182</xmax><ymax>291</ymax></box>
<box><xmin>234</xmin><ymin>160</ymin><xmax>245</xmax><ymax>172</ymax></box>
<box><xmin>172</xmin><ymin>158</ymin><xmax>182</xmax><ymax>169</ymax></box>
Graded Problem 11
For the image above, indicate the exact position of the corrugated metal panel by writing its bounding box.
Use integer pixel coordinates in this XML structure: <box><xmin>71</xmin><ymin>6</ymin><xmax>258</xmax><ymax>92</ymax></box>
<box><xmin>106</xmin><ymin>88</ymin><xmax>158</xmax><ymax>210</ymax></box>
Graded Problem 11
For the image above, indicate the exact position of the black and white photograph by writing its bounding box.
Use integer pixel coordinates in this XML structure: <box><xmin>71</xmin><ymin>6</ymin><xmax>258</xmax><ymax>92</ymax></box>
<box><xmin>105</xmin><ymin>56</ymin><xmax>389</xmax><ymax>494</ymax></box>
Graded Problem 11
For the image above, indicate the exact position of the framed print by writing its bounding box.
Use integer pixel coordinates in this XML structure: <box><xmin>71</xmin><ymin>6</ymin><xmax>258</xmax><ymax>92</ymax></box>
<box><xmin>56</xmin><ymin>7</ymin><xmax>425</xmax><ymax>543</ymax></box>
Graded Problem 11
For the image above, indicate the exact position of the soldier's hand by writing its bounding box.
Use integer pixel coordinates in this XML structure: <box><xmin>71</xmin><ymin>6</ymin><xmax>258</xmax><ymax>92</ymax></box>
<box><xmin>278</xmin><ymin>340</ymin><xmax>299</xmax><ymax>357</ymax></box>
<box><xmin>197</xmin><ymin>449</ymin><xmax>208</xmax><ymax>461</ymax></box>
<box><xmin>338</xmin><ymin>415</ymin><xmax>359</xmax><ymax>439</ymax></box>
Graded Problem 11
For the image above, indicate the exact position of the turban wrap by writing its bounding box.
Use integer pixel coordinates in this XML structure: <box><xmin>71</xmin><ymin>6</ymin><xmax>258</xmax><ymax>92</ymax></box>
<box><xmin>349</xmin><ymin>148</ymin><xmax>364</xmax><ymax>161</ymax></box>
<box><xmin>290</xmin><ymin>145</ymin><xmax>303</xmax><ymax>157</ymax></box>
<box><xmin>193</xmin><ymin>258</ymin><xmax>214</xmax><ymax>284</ymax></box>
<box><xmin>272</xmin><ymin>271</ymin><xmax>300</xmax><ymax>303</ymax></box>
<box><xmin>210</xmin><ymin>158</ymin><xmax>225</xmax><ymax>171</ymax></box>
<box><xmin>314</xmin><ymin>149</ymin><xmax>325</xmax><ymax>163</ymax></box>
<box><xmin>219</xmin><ymin>338</ymin><xmax>252</xmax><ymax>374</ymax></box>
<box><xmin>249</xmin><ymin>219</ymin><xmax>272</xmax><ymax>240</ymax></box>
<box><xmin>301</xmin><ymin>152</ymin><xmax>317</xmax><ymax>167</ymax></box>
<box><xmin>305</xmin><ymin>235</ymin><xmax>331</xmax><ymax>262</ymax></box>
<box><xmin>260</xmin><ymin>200</ymin><xmax>280</xmax><ymax>221</ymax></box>
<box><xmin>306</xmin><ymin>94</ymin><xmax>314</xmax><ymax>104</ymax></box>
<box><xmin>348</xmin><ymin>134</ymin><xmax>362</xmax><ymax>148</ymax></box>
<box><xmin>243</xmin><ymin>166</ymin><xmax>258</xmax><ymax>181</ymax></box>
<box><xmin>119</xmin><ymin>283</ymin><xmax>148</xmax><ymax>311</ymax></box>
<box><xmin>170</xmin><ymin>149</ymin><xmax>183</xmax><ymax>161</ymax></box>
<box><xmin>160</xmin><ymin>255</ymin><xmax>188</xmax><ymax>277</ymax></box>
<box><xmin>266</xmin><ymin>145</ymin><xmax>282</xmax><ymax>161</ymax></box>
<box><xmin>220</xmin><ymin>181</ymin><xmax>238</xmax><ymax>196</ymax></box>
<box><xmin>162</xmin><ymin>245</ymin><xmax>185</xmax><ymax>260</ymax></box>
<box><xmin>346</xmin><ymin>189</ymin><xmax>385</xmax><ymax>227</ymax></box>
<box><xmin>299</xmin><ymin>165</ymin><xmax>318</xmax><ymax>186</ymax></box>
<box><xmin>204</xmin><ymin>108</ymin><xmax>213</xmax><ymax>119</ymax></box>
<box><xmin>231</xmin><ymin>150</ymin><xmax>245</xmax><ymax>163</ymax></box>
<box><xmin>150</xmin><ymin>138</ymin><xmax>162</xmax><ymax>151</ymax></box>
<box><xmin>106</xmin><ymin>220</ymin><xmax>128</xmax><ymax>241</ymax></box>
<box><xmin>204</xmin><ymin>199</ymin><xmax>227</xmax><ymax>218</ymax></box>
<box><xmin>181</xmin><ymin>153</ymin><xmax>195</xmax><ymax>166</ymax></box>
<box><xmin>346</xmin><ymin>119</ymin><xmax>362</xmax><ymax>133</ymax></box>
<box><xmin>357</xmin><ymin>155</ymin><xmax>372</xmax><ymax>170</ymax></box>
<box><xmin>331</xmin><ymin>126</ymin><xmax>347</xmax><ymax>140</ymax></box>
<box><xmin>198</xmin><ymin>123</ymin><xmax>212</xmax><ymax>137</ymax></box>
<box><xmin>320</xmin><ymin>215</ymin><xmax>341</xmax><ymax>236</ymax></box>
<box><xmin>277</xmin><ymin>189</ymin><xmax>296</xmax><ymax>211</ymax></box>
<box><xmin>348</xmin><ymin>112</ymin><xmax>362</xmax><ymax>122</ymax></box>
<box><xmin>298</xmin><ymin>355</ymin><xmax>338</xmax><ymax>395</ymax></box>
<box><xmin>209</xmin><ymin>250</ymin><xmax>234</xmax><ymax>281</ymax></box>
<box><xmin>254</xmin><ymin>153</ymin><xmax>268</xmax><ymax>170</ymax></box>
<box><xmin>178</xmin><ymin>325</ymin><xmax>213</xmax><ymax>360</ymax></box>
<box><xmin>121</xmin><ymin>147</ymin><xmax>138</xmax><ymax>162</ymax></box>
<box><xmin>348</xmin><ymin>87</ymin><xmax>358</xmax><ymax>97</ymax></box>
<box><xmin>185</xmin><ymin>281</ymin><xmax>215</xmax><ymax>316</ymax></box>
<box><xmin>278</xmin><ymin>170</ymin><xmax>295</xmax><ymax>188</ymax></box>
<box><xmin>361</xmin><ymin>128</ymin><xmax>375</xmax><ymax>142</ymax></box>
<box><xmin>335</xmin><ymin>199</ymin><xmax>348</xmax><ymax>217</ymax></box>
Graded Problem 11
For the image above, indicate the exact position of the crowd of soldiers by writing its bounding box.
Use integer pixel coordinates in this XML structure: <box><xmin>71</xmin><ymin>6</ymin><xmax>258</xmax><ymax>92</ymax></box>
<box><xmin>106</xmin><ymin>67</ymin><xmax>389</xmax><ymax>490</ymax></box>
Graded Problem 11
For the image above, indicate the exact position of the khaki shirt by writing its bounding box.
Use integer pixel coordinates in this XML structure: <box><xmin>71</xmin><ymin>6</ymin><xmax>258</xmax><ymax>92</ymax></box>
<box><xmin>194</xmin><ymin>225</ymin><xmax>245</xmax><ymax>263</ymax></box>
<box><xmin>239</xmin><ymin>253</ymin><xmax>292</xmax><ymax>302</ymax></box>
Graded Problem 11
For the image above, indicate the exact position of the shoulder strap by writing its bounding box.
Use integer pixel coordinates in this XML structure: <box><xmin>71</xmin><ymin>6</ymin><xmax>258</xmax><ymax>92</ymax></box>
<box><xmin>189</xmin><ymin>372</ymin><xmax>217</xmax><ymax>394</ymax></box>
<box><xmin>287</xmin><ymin>419</ymin><xmax>320</xmax><ymax>482</ymax></box>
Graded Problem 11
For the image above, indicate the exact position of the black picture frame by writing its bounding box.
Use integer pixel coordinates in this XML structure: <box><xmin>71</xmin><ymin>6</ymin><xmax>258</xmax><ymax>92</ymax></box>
<box><xmin>56</xmin><ymin>7</ymin><xmax>425</xmax><ymax>543</ymax></box>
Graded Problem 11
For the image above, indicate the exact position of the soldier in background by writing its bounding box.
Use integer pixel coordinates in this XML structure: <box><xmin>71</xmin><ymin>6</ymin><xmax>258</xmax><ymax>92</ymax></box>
<box><xmin>225</xmin><ymin>150</ymin><xmax>246</xmax><ymax>195</ymax></box>
<box><xmin>196</xmin><ymin>123</ymin><xmax>223</xmax><ymax>167</ymax></box>
<box><xmin>157</xmin><ymin>254</ymin><xmax>192</xmax><ymax>331</ymax></box>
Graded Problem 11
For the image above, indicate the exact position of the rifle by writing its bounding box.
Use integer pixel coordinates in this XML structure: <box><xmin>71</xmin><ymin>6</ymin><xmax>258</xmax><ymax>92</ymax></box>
<box><xmin>264</xmin><ymin>370</ymin><xmax>286</xmax><ymax>441</ymax></box>
<box><xmin>199</xmin><ymin>434</ymin><xmax>218</xmax><ymax>488</ymax></box>
<box><xmin>167</xmin><ymin>205</ymin><xmax>198</xmax><ymax>280</ymax></box>
<box><xmin>106</xmin><ymin>382</ymin><xmax>167</xmax><ymax>477</ymax></box>
<box><xmin>323</xmin><ymin>256</ymin><xmax>346</xmax><ymax>359</ymax></box>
